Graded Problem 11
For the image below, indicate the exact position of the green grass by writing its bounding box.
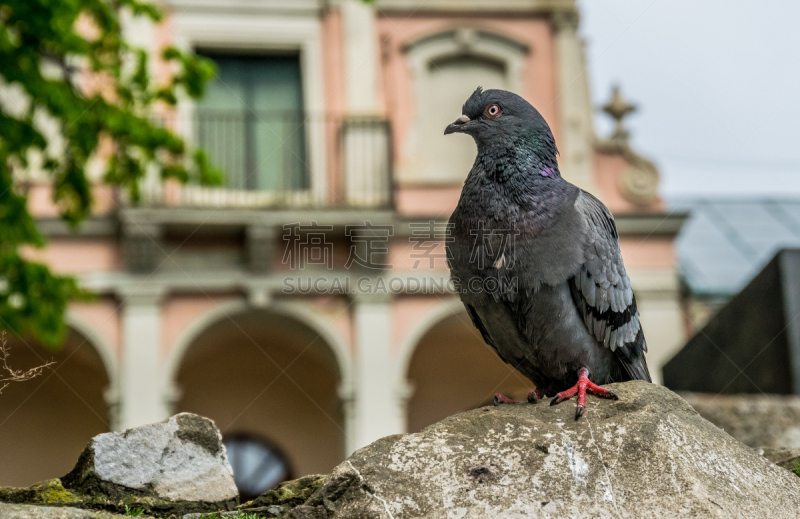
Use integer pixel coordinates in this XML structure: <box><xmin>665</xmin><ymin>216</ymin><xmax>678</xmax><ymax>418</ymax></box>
<box><xmin>124</xmin><ymin>505</ymin><xmax>145</xmax><ymax>517</ymax></box>
<box><xmin>794</xmin><ymin>460</ymin><xmax>800</xmax><ymax>477</ymax></box>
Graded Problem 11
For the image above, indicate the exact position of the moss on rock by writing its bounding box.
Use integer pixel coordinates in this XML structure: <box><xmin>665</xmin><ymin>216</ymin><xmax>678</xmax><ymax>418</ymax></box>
<box><xmin>0</xmin><ymin>477</ymin><xmax>237</xmax><ymax>518</ymax></box>
<box><xmin>0</xmin><ymin>480</ymin><xmax>77</xmax><ymax>506</ymax></box>
<box><xmin>239</xmin><ymin>474</ymin><xmax>326</xmax><ymax>516</ymax></box>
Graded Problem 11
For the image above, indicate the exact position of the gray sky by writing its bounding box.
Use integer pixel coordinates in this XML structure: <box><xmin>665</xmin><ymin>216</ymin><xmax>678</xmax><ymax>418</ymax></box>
<box><xmin>579</xmin><ymin>0</ymin><xmax>800</xmax><ymax>200</ymax></box>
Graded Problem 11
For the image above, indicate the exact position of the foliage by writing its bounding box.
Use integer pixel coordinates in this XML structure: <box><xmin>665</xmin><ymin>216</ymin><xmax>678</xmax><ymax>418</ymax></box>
<box><xmin>124</xmin><ymin>504</ymin><xmax>145</xmax><ymax>517</ymax></box>
<box><xmin>794</xmin><ymin>460</ymin><xmax>800</xmax><ymax>477</ymax></box>
<box><xmin>0</xmin><ymin>0</ymin><xmax>219</xmax><ymax>346</ymax></box>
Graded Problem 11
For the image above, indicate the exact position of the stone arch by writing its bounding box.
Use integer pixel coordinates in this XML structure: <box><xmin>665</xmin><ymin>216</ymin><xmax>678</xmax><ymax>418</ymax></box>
<box><xmin>403</xmin><ymin>28</ymin><xmax>529</xmax><ymax>91</ymax></box>
<box><xmin>0</xmin><ymin>325</ymin><xmax>111</xmax><ymax>486</ymax></box>
<box><xmin>400</xmin><ymin>299</ymin><xmax>533</xmax><ymax>433</ymax></box>
<box><xmin>167</xmin><ymin>300</ymin><xmax>352</xmax><ymax>392</ymax></box>
<box><xmin>168</xmin><ymin>299</ymin><xmax>350</xmax><ymax>486</ymax></box>
<box><xmin>65</xmin><ymin>311</ymin><xmax>119</xmax><ymax>390</ymax></box>
<box><xmin>396</xmin><ymin>298</ymin><xmax>466</xmax><ymax>381</ymax></box>
<box><xmin>399</xmin><ymin>27</ymin><xmax>530</xmax><ymax>184</ymax></box>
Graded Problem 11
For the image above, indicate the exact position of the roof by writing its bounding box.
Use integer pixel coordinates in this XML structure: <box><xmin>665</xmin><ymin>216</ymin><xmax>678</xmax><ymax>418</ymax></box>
<box><xmin>671</xmin><ymin>198</ymin><xmax>800</xmax><ymax>296</ymax></box>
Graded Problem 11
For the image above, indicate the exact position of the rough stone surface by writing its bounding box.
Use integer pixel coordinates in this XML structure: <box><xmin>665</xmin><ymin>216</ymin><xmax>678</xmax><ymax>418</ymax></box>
<box><xmin>303</xmin><ymin>381</ymin><xmax>800</xmax><ymax>518</ymax></box>
<box><xmin>0</xmin><ymin>503</ymin><xmax>130</xmax><ymax>518</ymax></box>
<box><xmin>681</xmin><ymin>392</ymin><xmax>800</xmax><ymax>449</ymax></box>
<box><xmin>180</xmin><ymin>475</ymin><xmax>326</xmax><ymax>519</ymax></box>
<box><xmin>62</xmin><ymin>413</ymin><xmax>237</xmax><ymax>504</ymax></box>
<box><xmin>760</xmin><ymin>447</ymin><xmax>800</xmax><ymax>475</ymax></box>
<box><xmin>240</xmin><ymin>475</ymin><xmax>325</xmax><ymax>511</ymax></box>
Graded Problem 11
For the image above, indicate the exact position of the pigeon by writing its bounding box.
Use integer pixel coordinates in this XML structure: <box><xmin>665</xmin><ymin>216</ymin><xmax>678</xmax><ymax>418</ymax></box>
<box><xmin>444</xmin><ymin>88</ymin><xmax>651</xmax><ymax>419</ymax></box>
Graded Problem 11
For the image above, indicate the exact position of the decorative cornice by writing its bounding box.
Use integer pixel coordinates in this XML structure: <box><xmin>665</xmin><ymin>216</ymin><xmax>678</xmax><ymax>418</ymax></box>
<box><xmin>614</xmin><ymin>211</ymin><xmax>688</xmax><ymax>237</ymax></box>
<box><xmin>118</xmin><ymin>207</ymin><xmax>397</xmax><ymax>228</ymax></box>
<box><xmin>396</xmin><ymin>210</ymin><xmax>687</xmax><ymax>238</ymax></box>
<box><xmin>36</xmin><ymin>217</ymin><xmax>118</xmax><ymax>238</ymax></box>
<box><xmin>80</xmin><ymin>269</ymin><xmax>456</xmax><ymax>297</ymax></box>
<box><xmin>163</xmin><ymin>0</ymin><xmax>324</xmax><ymax>17</ymax></box>
<box><xmin>374</xmin><ymin>0</ymin><xmax>575</xmax><ymax>14</ymax></box>
<box><xmin>117</xmin><ymin>284</ymin><xmax>167</xmax><ymax>306</ymax></box>
<box><xmin>402</xmin><ymin>27</ymin><xmax>530</xmax><ymax>54</ymax></box>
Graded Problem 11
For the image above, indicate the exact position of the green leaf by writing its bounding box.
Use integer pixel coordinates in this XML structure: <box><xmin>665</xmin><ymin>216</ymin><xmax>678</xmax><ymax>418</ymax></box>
<box><xmin>0</xmin><ymin>0</ymin><xmax>217</xmax><ymax>346</ymax></box>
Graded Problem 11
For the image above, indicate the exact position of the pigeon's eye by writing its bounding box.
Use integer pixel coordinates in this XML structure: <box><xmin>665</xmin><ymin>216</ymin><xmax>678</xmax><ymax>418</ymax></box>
<box><xmin>485</xmin><ymin>104</ymin><xmax>501</xmax><ymax>118</ymax></box>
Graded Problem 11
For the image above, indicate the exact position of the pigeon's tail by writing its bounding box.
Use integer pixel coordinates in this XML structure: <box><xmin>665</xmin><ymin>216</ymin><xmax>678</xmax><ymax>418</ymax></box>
<box><xmin>615</xmin><ymin>329</ymin><xmax>652</xmax><ymax>383</ymax></box>
<box><xmin>623</xmin><ymin>355</ymin><xmax>652</xmax><ymax>383</ymax></box>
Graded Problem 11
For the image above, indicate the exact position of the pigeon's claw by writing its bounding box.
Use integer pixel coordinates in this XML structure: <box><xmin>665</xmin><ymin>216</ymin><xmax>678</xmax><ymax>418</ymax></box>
<box><xmin>527</xmin><ymin>388</ymin><xmax>544</xmax><ymax>403</ymax></box>
<box><xmin>494</xmin><ymin>388</ymin><xmax>546</xmax><ymax>406</ymax></box>
<box><xmin>549</xmin><ymin>368</ymin><xmax>618</xmax><ymax>420</ymax></box>
<box><xmin>493</xmin><ymin>393</ymin><xmax>521</xmax><ymax>405</ymax></box>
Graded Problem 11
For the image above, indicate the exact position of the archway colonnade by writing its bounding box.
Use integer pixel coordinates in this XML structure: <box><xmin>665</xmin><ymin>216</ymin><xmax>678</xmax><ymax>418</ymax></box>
<box><xmin>1</xmin><ymin>294</ymin><xmax>517</xmax><ymax>487</ymax></box>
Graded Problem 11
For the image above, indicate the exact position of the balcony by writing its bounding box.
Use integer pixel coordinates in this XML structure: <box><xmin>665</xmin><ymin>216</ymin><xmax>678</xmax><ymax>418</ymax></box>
<box><xmin>141</xmin><ymin>111</ymin><xmax>393</xmax><ymax>210</ymax></box>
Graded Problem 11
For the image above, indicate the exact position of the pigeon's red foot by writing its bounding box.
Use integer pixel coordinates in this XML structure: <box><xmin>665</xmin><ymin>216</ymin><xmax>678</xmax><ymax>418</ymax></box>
<box><xmin>493</xmin><ymin>388</ymin><xmax>544</xmax><ymax>406</ymax></box>
<box><xmin>550</xmin><ymin>368</ymin><xmax>618</xmax><ymax>420</ymax></box>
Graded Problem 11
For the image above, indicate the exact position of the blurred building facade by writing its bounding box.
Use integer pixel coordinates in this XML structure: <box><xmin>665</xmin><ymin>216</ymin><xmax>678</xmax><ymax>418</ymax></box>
<box><xmin>673</xmin><ymin>199</ymin><xmax>800</xmax><ymax>336</ymax></box>
<box><xmin>1</xmin><ymin>0</ymin><xmax>685</xmax><ymax>491</ymax></box>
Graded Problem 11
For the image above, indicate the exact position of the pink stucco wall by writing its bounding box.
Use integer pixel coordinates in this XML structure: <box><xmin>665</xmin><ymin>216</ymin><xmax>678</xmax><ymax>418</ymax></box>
<box><xmin>593</xmin><ymin>150</ymin><xmax>665</xmax><ymax>214</ymax></box>
<box><xmin>161</xmin><ymin>294</ymin><xmax>241</xmax><ymax>360</ymax></box>
<box><xmin>302</xmin><ymin>296</ymin><xmax>355</xmax><ymax>354</ymax></box>
<box><xmin>391</xmin><ymin>296</ymin><xmax>452</xmax><ymax>357</ymax></box>
<box><xmin>388</xmin><ymin>236</ymin><xmax>450</xmax><ymax>273</ymax></box>
<box><xmin>22</xmin><ymin>240</ymin><xmax>122</xmax><ymax>273</ymax></box>
<box><xmin>71</xmin><ymin>298</ymin><xmax>122</xmax><ymax>357</ymax></box>
<box><xmin>322</xmin><ymin>9</ymin><xmax>347</xmax><ymax>203</ymax></box>
<box><xmin>378</xmin><ymin>15</ymin><xmax>560</xmax><ymax>198</ymax></box>
<box><xmin>619</xmin><ymin>237</ymin><xmax>676</xmax><ymax>269</ymax></box>
<box><xmin>27</xmin><ymin>183</ymin><xmax>117</xmax><ymax>218</ymax></box>
<box><xmin>394</xmin><ymin>185</ymin><xmax>461</xmax><ymax>217</ymax></box>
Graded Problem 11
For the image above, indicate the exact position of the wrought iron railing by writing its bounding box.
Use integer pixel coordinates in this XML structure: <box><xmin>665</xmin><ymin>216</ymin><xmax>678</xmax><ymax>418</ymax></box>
<box><xmin>141</xmin><ymin>111</ymin><xmax>393</xmax><ymax>209</ymax></box>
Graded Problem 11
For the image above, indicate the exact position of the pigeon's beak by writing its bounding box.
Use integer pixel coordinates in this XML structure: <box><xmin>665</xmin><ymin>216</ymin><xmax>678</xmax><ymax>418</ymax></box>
<box><xmin>444</xmin><ymin>115</ymin><xmax>470</xmax><ymax>135</ymax></box>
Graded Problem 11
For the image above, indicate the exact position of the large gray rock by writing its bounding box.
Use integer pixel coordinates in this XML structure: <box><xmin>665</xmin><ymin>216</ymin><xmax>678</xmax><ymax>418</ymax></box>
<box><xmin>681</xmin><ymin>392</ymin><xmax>800</xmax><ymax>449</ymax></box>
<box><xmin>57</xmin><ymin>413</ymin><xmax>238</xmax><ymax>516</ymax></box>
<box><xmin>299</xmin><ymin>381</ymin><xmax>800</xmax><ymax>518</ymax></box>
<box><xmin>0</xmin><ymin>503</ymin><xmax>129</xmax><ymax>518</ymax></box>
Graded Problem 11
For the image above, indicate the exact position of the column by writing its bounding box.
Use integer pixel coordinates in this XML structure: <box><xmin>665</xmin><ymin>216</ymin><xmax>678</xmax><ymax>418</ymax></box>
<box><xmin>552</xmin><ymin>9</ymin><xmax>597</xmax><ymax>194</ymax></box>
<box><xmin>119</xmin><ymin>286</ymin><xmax>168</xmax><ymax>430</ymax></box>
<box><xmin>341</xmin><ymin>0</ymin><xmax>389</xmax><ymax>206</ymax></box>
<box><xmin>351</xmin><ymin>292</ymin><xmax>404</xmax><ymax>452</ymax></box>
<box><xmin>341</xmin><ymin>0</ymin><xmax>379</xmax><ymax>114</ymax></box>
<box><xmin>629</xmin><ymin>269</ymin><xmax>684</xmax><ymax>385</ymax></box>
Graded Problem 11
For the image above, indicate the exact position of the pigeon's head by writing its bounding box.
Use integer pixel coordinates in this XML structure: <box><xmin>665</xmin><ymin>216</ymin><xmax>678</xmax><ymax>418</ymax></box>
<box><xmin>444</xmin><ymin>88</ymin><xmax>557</xmax><ymax>160</ymax></box>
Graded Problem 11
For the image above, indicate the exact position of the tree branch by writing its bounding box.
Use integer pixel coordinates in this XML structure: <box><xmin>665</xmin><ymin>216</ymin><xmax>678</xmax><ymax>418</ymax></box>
<box><xmin>0</xmin><ymin>332</ymin><xmax>55</xmax><ymax>394</ymax></box>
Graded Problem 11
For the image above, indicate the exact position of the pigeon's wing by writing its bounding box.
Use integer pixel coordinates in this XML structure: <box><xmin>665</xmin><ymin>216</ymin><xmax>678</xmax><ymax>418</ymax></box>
<box><xmin>570</xmin><ymin>190</ymin><xmax>651</xmax><ymax>382</ymax></box>
<box><xmin>465</xmin><ymin>303</ymin><xmax>498</xmax><ymax>352</ymax></box>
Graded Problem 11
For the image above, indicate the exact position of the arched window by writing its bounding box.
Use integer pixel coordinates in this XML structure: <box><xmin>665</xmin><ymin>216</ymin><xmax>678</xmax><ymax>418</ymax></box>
<box><xmin>0</xmin><ymin>328</ymin><xmax>111</xmax><ymax>486</ymax></box>
<box><xmin>171</xmin><ymin>307</ymin><xmax>346</xmax><ymax>498</ymax></box>
<box><xmin>404</xmin><ymin>312</ymin><xmax>533</xmax><ymax>433</ymax></box>
<box><xmin>400</xmin><ymin>28</ymin><xmax>529</xmax><ymax>184</ymax></box>
<box><xmin>224</xmin><ymin>433</ymin><xmax>291</xmax><ymax>502</ymax></box>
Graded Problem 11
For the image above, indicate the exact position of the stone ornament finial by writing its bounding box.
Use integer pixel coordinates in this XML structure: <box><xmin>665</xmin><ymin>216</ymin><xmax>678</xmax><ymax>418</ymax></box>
<box><xmin>597</xmin><ymin>85</ymin><xmax>660</xmax><ymax>206</ymax></box>
<box><xmin>602</xmin><ymin>85</ymin><xmax>637</xmax><ymax>146</ymax></box>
